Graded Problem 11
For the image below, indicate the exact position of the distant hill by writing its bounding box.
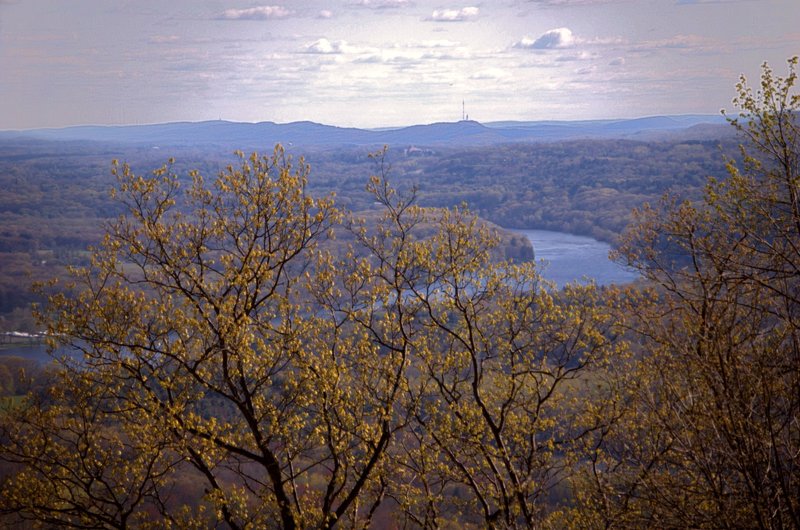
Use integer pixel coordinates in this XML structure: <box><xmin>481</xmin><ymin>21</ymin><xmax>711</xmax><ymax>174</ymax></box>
<box><xmin>0</xmin><ymin>115</ymin><xmax>731</xmax><ymax>148</ymax></box>
<box><xmin>482</xmin><ymin>114</ymin><xmax>730</xmax><ymax>140</ymax></box>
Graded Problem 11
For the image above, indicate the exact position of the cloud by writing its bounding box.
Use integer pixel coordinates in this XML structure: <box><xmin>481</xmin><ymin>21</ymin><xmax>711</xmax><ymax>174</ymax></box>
<box><xmin>305</xmin><ymin>38</ymin><xmax>349</xmax><ymax>54</ymax></box>
<box><xmin>420</xmin><ymin>49</ymin><xmax>472</xmax><ymax>60</ymax></box>
<box><xmin>220</xmin><ymin>6</ymin><xmax>291</xmax><ymax>20</ymax></box>
<box><xmin>608</xmin><ymin>56</ymin><xmax>625</xmax><ymax>66</ymax></box>
<box><xmin>427</xmin><ymin>7</ymin><xmax>479</xmax><ymax>21</ymax></box>
<box><xmin>355</xmin><ymin>54</ymin><xmax>421</xmax><ymax>65</ymax></box>
<box><xmin>554</xmin><ymin>51</ymin><xmax>595</xmax><ymax>61</ymax></box>
<box><xmin>587</xmin><ymin>36</ymin><xmax>627</xmax><ymax>46</ymax></box>
<box><xmin>514</xmin><ymin>28</ymin><xmax>575</xmax><ymax>49</ymax></box>
<box><xmin>379</xmin><ymin>40</ymin><xmax>462</xmax><ymax>50</ymax></box>
<box><xmin>469</xmin><ymin>68</ymin><xmax>511</xmax><ymax>80</ymax></box>
<box><xmin>350</xmin><ymin>0</ymin><xmax>413</xmax><ymax>8</ymax></box>
<box><xmin>304</xmin><ymin>38</ymin><xmax>470</xmax><ymax>64</ymax></box>
<box><xmin>318</xmin><ymin>10</ymin><xmax>334</xmax><ymax>18</ymax></box>
<box><xmin>415</xmin><ymin>40</ymin><xmax>461</xmax><ymax>48</ymax></box>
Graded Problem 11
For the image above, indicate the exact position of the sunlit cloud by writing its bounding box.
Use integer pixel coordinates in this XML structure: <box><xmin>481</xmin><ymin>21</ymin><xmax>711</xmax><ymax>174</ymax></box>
<box><xmin>377</xmin><ymin>40</ymin><xmax>462</xmax><ymax>51</ymax></box>
<box><xmin>415</xmin><ymin>40</ymin><xmax>461</xmax><ymax>48</ymax></box>
<box><xmin>305</xmin><ymin>38</ymin><xmax>350</xmax><ymax>54</ymax></box>
<box><xmin>220</xmin><ymin>6</ymin><xmax>292</xmax><ymax>20</ymax></box>
<box><xmin>355</xmin><ymin>54</ymin><xmax>422</xmax><ymax>64</ymax></box>
<box><xmin>427</xmin><ymin>7</ymin><xmax>479</xmax><ymax>22</ymax></box>
<box><xmin>420</xmin><ymin>49</ymin><xmax>473</xmax><ymax>60</ymax></box>
<box><xmin>305</xmin><ymin>41</ymin><xmax>335</xmax><ymax>55</ymax></box>
<box><xmin>350</xmin><ymin>43</ymin><xmax>472</xmax><ymax>64</ymax></box>
<box><xmin>514</xmin><ymin>28</ymin><xmax>575</xmax><ymax>49</ymax></box>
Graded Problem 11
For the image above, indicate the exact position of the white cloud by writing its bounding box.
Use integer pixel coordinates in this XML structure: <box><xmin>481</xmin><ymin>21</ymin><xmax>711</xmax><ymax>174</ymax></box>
<box><xmin>355</xmin><ymin>54</ymin><xmax>421</xmax><ymax>65</ymax></box>
<box><xmin>514</xmin><ymin>27</ymin><xmax>575</xmax><ymax>49</ymax></box>
<box><xmin>420</xmin><ymin>49</ymin><xmax>472</xmax><ymax>60</ymax></box>
<box><xmin>416</xmin><ymin>40</ymin><xmax>461</xmax><ymax>48</ymax></box>
<box><xmin>305</xmin><ymin>38</ymin><xmax>349</xmax><ymax>54</ymax></box>
<box><xmin>220</xmin><ymin>6</ymin><xmax>291</xmax><ymax>20</ymax></box>
<box><xmin>585</xmin><ymin>36</ymin><xmax>627</xmax><ymax>46</ymax></box>
<box><xmin>353</xmin><ymin>46</ymin><xmax>470</xmax><ymax>64</ymax></box>
<box><xmin>305</xmin><ymin>38</ymin><xmax>470</xmax><ymax>64</ymax></box>
<box><xmin>318</xmin><ymin>10</ymin><xmax>334</xmax><ymax>18</ymax></box>
<box><xmin>427</xmin><ymin>7</ymin><xmax>479</xmax><ymax>22</ymax></box>
<box><xmin>554</xmin><ymin>51</ymin><xmax>595</xmax><ymax>61</ymax></box>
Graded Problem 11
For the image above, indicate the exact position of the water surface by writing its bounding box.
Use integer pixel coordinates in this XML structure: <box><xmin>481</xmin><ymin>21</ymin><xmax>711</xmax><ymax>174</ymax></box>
<box><xmin>511</xmin><ymin>229</ymin><xmax>638</xmax><ymax>288</ymax></box>
<box><xmin>0</xmin><ymin>342</ymin><xmax>62</xmax><ymax>364</ymax></box>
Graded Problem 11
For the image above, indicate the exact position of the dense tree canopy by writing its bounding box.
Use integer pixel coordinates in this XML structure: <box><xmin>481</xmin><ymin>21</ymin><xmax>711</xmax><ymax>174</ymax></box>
<box><xmin>573</xmin><ymin>57</ymin><xmax>800</xmax><ymax>529</ymax></box>
<box><xmin>0</xmin><ymin>148</ymin><xmax>619</xmax><ymax>528</ymax></box>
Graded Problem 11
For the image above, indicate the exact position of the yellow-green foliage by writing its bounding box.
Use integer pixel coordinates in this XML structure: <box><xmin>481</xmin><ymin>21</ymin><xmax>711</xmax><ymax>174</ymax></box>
<box><xmin>572</xmin><ymin>58</ymin><xmax>800</xmax><ymax>530</ymax></box>
<box><xmin>0</xmin><ymin>146</ymin><xmax>624</xmax><ymax>529</ymax></box>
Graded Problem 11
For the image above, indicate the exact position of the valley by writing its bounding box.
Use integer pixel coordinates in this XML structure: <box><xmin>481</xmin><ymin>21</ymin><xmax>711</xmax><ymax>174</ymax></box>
<box><xmin>0</xmin><ymin>117</ymin><xmax>736</xmax><ymax>331</ymax></box>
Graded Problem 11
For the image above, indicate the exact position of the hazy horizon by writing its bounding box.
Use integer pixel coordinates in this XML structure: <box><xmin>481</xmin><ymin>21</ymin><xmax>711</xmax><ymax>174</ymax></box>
<box><xmin>1</xmin><ymin>112</ymin><xmax>730</xmax><ymax>133</ymax></box>
<box><xmin>1</xmin><ymin>1</ymin><xmax>798</xmax><ymax>130</ymax></box>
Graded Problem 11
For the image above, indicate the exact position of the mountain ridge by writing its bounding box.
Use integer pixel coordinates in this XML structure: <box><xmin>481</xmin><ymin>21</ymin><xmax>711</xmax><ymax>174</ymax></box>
<box><xmin>0</xmin><ymin>115</ymin><xmax>731</xmax><ymax>147</ymax></box>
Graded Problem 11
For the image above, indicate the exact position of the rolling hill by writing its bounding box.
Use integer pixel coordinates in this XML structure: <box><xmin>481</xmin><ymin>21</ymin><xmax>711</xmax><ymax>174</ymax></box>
<box><xmin>0</xmin><ymin>115</ymin><xmax>731</xmax><ymax>148</ymax></box>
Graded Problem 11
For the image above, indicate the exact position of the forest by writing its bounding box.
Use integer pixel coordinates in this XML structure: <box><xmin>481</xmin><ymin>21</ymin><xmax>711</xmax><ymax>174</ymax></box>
<box><xmin>0</xmin><ymin>129</ymin><xmax>736</xmax><ymax>329</ymax></box>
<box><xmin>0</xmin><ymin>59</ymin><xmax>797</xmax><ymax>528</ymax></box>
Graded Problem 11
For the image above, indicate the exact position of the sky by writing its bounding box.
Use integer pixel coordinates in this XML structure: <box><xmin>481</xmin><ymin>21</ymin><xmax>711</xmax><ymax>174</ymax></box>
<box><xmin>1</xmin><ymin>0</ymin><xmax>798</xmax><ymax>129</ymax></box>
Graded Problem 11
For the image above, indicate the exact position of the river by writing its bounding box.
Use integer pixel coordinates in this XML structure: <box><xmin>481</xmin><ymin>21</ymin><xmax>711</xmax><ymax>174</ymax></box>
<box><xmin>1</xmin><ymin>230</ymin><xmax>636</xmax><ymax>363</ymax></box>
<box><xmin>511</xmin><ymin>229</ymin><xmax>638</xmax><ymax>288</ymax></box>
<box><xmin>0</xmin><ymin>341</ymin><xmax>68</xmax><ymax>364</ymax></box>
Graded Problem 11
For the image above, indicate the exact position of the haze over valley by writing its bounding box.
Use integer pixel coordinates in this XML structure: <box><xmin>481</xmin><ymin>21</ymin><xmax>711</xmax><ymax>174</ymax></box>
<box><xmin>0</xmin><ymin>112</ymin><xmax>738</xmax><ymax>331</ymax></box>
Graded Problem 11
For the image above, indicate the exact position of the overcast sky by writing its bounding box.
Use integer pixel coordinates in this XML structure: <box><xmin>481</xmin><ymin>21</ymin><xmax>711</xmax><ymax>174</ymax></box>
<box><xmin>1</xmin><ymin>0</ymin><xmax>798</xmax><ymax>129</ymax></box>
